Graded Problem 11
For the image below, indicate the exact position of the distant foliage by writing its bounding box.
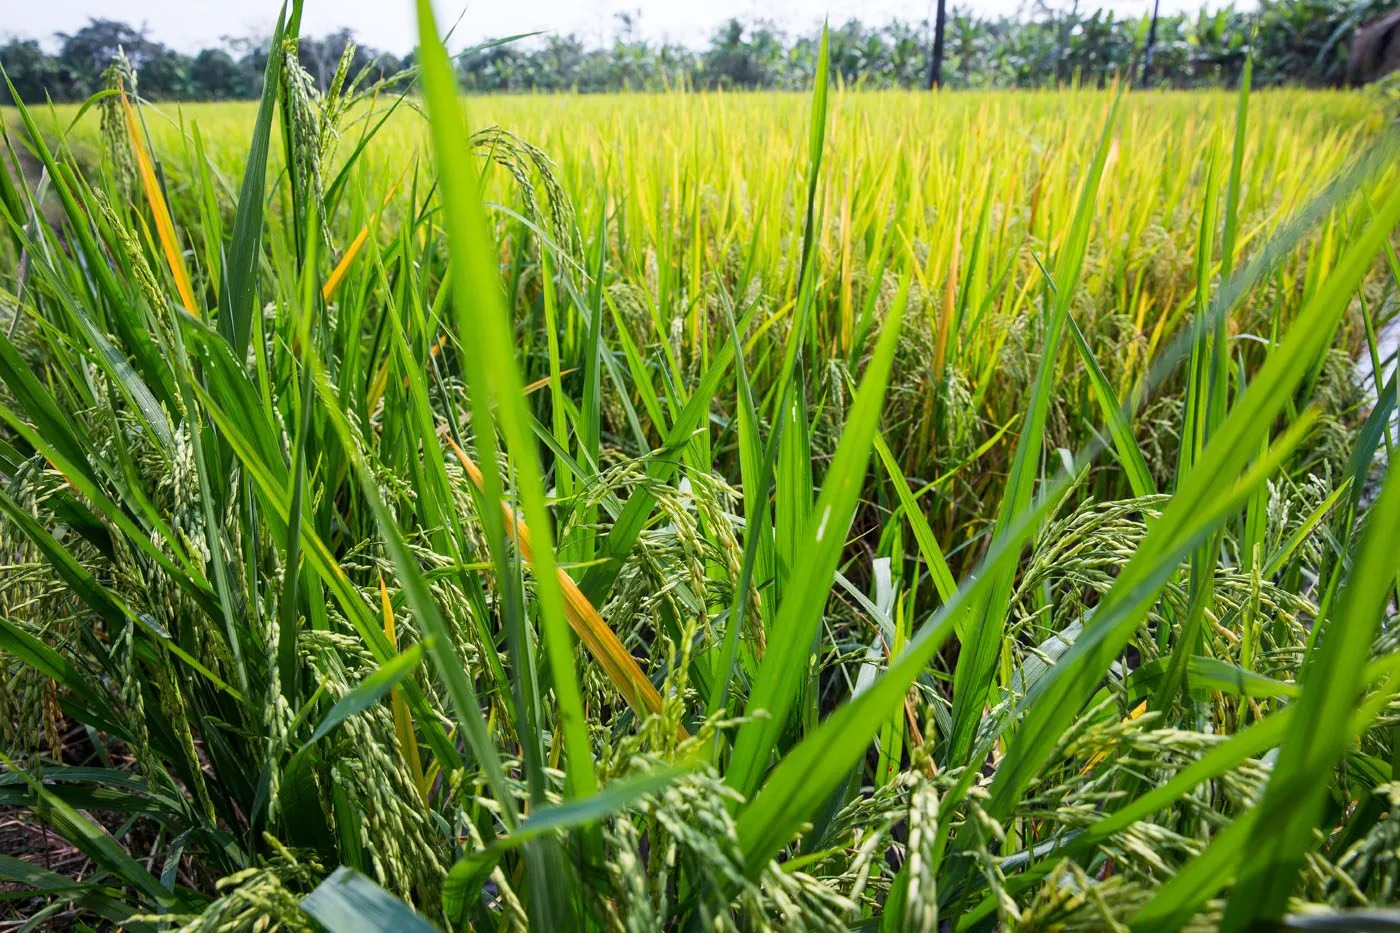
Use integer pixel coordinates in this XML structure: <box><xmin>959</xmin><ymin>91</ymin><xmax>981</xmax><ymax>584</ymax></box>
<box><xmin>0</xmin><ymin>19</ymin><xmax>404</xmax><ymax>103</ymax></box>
<box><xmin>3</xmin><ymin>0</ymin><xmax>1400</xmax><ymax>101</ymax></box>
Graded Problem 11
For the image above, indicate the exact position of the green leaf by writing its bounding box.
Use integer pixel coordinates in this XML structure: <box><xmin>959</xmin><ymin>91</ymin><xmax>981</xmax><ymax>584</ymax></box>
<box><xmin>192</xmin><ymin>381</ymin><xmax>459</xmax><ymax>771</ymax></box>
<box><xmin>0</xmin><ymin>618</ymin><xmax>125</xmax><ymax>736</ymax></box>
<box><xmin>222</xmin><ymin>1</ymin><xmax>295</xmax><ymax>358</ymax></box>
<box><xmin>577</xmin><ymin>321</ymin><xmax>747</xmax><ymax>606</ymax></box>
<box><xmin>0</xmin><ymin>754</ymin><xmax>174</xmax><ymax>908</ymax></box>
<box><xmin>873</xmin><ymin>432</ymin><xmax>957</xmax><ymax>605</ymax></box>
<box><xmin>1220</xmin><ymin>53</ymin><xmax>1252</xmax><ymax>279</ymax></box>
<box><xmin>1065</xmin><ymin>311</ymin><xmax>1156</xmax><ymax>499</ymax></box>
<box><xmin>302</xmin><ymin>642</ymin><xmax>426</xmax><ymax>748</ymax></box>
<box><xmin>946</xmin><ymin>91</ymin><xmax>1121</xmax><ymax>767</ymax></box>
<box><xmin>415</xmin><ymin>0</ymin><xmax>595</xmax><ymax>819</ymax></box>
<box><xmin>1132</xmin><ymin>658</ymin><xmax>1400</xmax><ymax>930</ymax></box>
<box><xmin>736</xmin><ymin>469</ymin><xmax>1074</xmax><ymax>874</ymax></box>
<box><xmin>1221</xmin><ymin>461</ymin><xmax>1400</xmax><ymax>926</ymax></box>
<box><xmin>708</xmin><ymin>286</ymin><xmax>775</xmax><ymax>720</ymax></box>
<box><xmin>0</xmin><ymin>853</ymin><xmax>152</xmax><ymax>930</ymax></box>
<box><xmin>310</xmin><ymin>364</ymin><xmax>511</xmax><ymax>822</ymax></box>
<box><xmin>1344</xmin><ymin>369</ymin><xmax>1396</xmax><ymax>513</ymax></box>
<box><xmin>0</xmin><ymin>485</ymin><xmax>238</xmax><ymax>700</ymax></box>
<box><xmin>726</xmin><ymin>284</ymin><xmax>905</xmax><ymax>803</ymax></box>
<box><xmin>300</xmin><ymin>867</ymin><xmax>437</xmax><ymax>933</ymax></box>
<box><xmin>442</xmin><ymin>768</ymin><xmax>685</xmax><ymax>924</ymax></box>
<box><xmin>986</xmin><ymin>168</ymin><xmax>1400</xmax><ymax>833</ymax></box>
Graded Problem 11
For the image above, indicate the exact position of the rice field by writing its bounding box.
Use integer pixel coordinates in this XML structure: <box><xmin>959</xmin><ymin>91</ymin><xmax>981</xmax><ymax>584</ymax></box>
<box><xmin>2</xmin><ymin>9</ymin><xmax>1399</xmax><ymax>931</ymax></box>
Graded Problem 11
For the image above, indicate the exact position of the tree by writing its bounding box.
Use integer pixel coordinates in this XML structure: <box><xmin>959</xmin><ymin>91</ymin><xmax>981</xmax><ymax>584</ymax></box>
<box><xmin>48</xmin><ymin>18</ymin><xmax>198</xmax><ymax>99</ymax></box>
<box><xmin>137</xmin><ymin>46</ymin><xmax>191</xmax><ymax>99</ymax></box>
<box><xmin>190</xmin><ymin>48</ymin><xmax>245</xmax><ymax>99</ymax></box>
<box><xmin>227</xmin><ymin>35</ymin><xmax>272</xmax><ymax>98</ymax></box>
<box><xmin>704</xmin><ymin>19</ymin><xmax>783</xmax><ymax>89</ymax></box>
<box><xmin>56</xmin><ymin>19</ymin><xmax>151</xmax><ymax>95</ymax></box>
<box><xmin>0</xmin><ymin>5</ymin><xmax>1391</xmax><ymax>103</ymax></box>
<box><xmin>296</xmin><ymin>29</ymin><xmax>383</xmax><ymax>92</ymax></box>
<box><xmin>887</xmin><ymin>19</ymin><xmax>929</xmax><ymax>87</ymax></box>
<box><xmin>0</xmin><ymin>38</ymin><xmax>70</xmax><ymax>103</ymax></box>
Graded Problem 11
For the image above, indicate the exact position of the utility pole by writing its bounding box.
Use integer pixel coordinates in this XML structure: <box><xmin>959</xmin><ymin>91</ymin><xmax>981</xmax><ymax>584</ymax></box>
<box><xmin>928</xmin><ymin>0</ymin><xmax>947</xmax><ymax>88</ymax></box>
<box><xmin>1141</xmin><ymin>0</ymin><xmax>1162</xmax><ymax>87</ymax></box>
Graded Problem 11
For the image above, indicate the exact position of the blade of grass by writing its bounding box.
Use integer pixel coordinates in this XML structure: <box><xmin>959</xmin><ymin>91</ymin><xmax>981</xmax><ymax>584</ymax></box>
<box><xmin>725</xmin><ymin>291</ymin><xmax>904</xmax><ymax>802</ymax></box>
<box><xmin>221</xmin><ymin>1</ymin><xmax>294</xmax><ymax>358</ymax></box>
<box><xmin>1065</xmin><ymin>311</ymin><xmax>1156</xmax><ymax>498</ymax></box>
<box><xmin>985</xmin><ymin>169</ymin><xmax>1400</xmax><ymax>832</ymax></box>
<box><xmin>415</xmin><ymin>0</ymin><xmax>596</xmax><ymax>812</ymax></box>
<box><xmin>946</xmin><ymin>91</ymin><xmax>1121</xmax><ymax>768</ymax></box>
<box><xmin>1221</xmin><ymin>456</ymin><xmax>1400</xmax><ymax>926</ymax></box>
<box><xmin>300</xmin><ymin>867</ymin><xmax>436</xmax><ymax>933</ymax></box>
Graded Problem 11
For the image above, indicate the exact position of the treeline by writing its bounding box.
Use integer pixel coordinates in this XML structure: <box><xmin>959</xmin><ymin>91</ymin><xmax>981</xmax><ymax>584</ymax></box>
<box><xmin>460</xmin><ymin>0</ymin><xmax>1396</xmax><ymax>92</ymax></box>
<box><xmin>0</xmin><ymin>20</ymin><xmax>400</xmax><ymax>103</ymax></box>
<box><xmin>1</xmin><ymin>0</ymin><xmax>1396</xmax><ymax>102</ymax></box>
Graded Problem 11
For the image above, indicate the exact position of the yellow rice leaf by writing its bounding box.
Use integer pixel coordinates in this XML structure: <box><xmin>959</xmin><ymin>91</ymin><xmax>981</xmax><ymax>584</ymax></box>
<box><xmin>120</xmin><ymin>91</ymin><xmax>198</xmax><ymax>318</ymax></box>
<box><xmin>380</xmin><ymin>575</ymin><xmax>429</xmax><ymax>801</ymax></box>
<box><xmin>321</xmin><ymin>225</ymin><xmax>370</xmax><ymax>302</ymax></box>
<box><xmin>1081</xmin><ymin>700</ymin><xmax>1149</xmax><ymax>774</ymax></box>
<box><xmin>322</xmin><ymin>167</ymin><xmax>408</xmax><ymax>302</ymax></box>
<box><xmin>522</xmin><ymin>368</ymin><xmax>576</xmax><ymax>396</ymax></box>
<box><xmin>444</xmin><ymin>434</ymin><xmax>678</xmax><ymax>731</ymax></box>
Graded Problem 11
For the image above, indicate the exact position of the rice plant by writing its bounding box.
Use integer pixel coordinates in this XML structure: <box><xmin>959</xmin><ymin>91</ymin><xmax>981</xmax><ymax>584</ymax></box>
<box><xmin>1</xmin><ymin>2</ymin><xmax>1399</xmax><ymax>929</ymax></box>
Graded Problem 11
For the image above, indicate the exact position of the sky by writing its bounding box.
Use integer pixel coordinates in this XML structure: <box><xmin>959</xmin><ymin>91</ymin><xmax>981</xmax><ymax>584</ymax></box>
<box><xmin>7</xmin><ymin>0</ymin><xmax>1205</xmax><ymax>56</ymax></box>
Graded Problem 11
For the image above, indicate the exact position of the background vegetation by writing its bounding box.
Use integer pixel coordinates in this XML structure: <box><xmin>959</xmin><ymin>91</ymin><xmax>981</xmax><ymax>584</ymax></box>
<box><xmin>3</xmin><ymin>0</ymin><xmax>1400</xmax><ymax>103</ymax></box>
<box><xmin>1</xmin><ymin>0</ymin><xmax>1399</xmax><ymax>929</ymax></box>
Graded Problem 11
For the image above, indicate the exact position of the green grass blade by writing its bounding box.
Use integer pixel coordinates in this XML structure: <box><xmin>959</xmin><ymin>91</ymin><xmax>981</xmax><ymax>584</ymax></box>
<box><xmin>220</xmin><ymin>2</ymin><xmax>294</xmax><ymax>359</ymax></box>
<box><xmin>1220</xmin><ymin>54</ymin><xmax>1252</xmax><ymax>278</ymax></box>
<box><xmin>1221</xmin><ymin>460</ymin><xmax>1400</xmax><ymax>926</ymax></box>
<box><xmin>300</xmin><ymin>867</ymin><xmax>437</xmax><ymax>933</ymax></box>
<box><xmin>946</xmin><ymin>91</ymin><xmax>1121</xmax><ymax>767</ymax></box>
<box><xmin>1065</xmin><ymin>311</ymin><xmax>1156</xmax><ymax>498</ymax></box>
<box><xmin>736</xmin><ymin>468</ymin><xmax>1075</xmax><ymax>874</ymax></box>
<box><xmin>301</xmin><ymin>643</ymin><xmax>426</xmax><ymax>749</ymax></box>
<box><xmin>311</xmin><ymin>363</ymin><xmax>514</xmax><ymax>823</ymax></box>
<box><xmin>0</xmin><ymin>753</ymin><xmax>175</xmax><ymax>908</ymax></box>
<box><xmin>442</xmin><ymin>767</ymin><xmax>685</xmax><ymax>922</ymax></box>
<box><xmin>414</xmin><ymin>0</ymin><xmax>595</xmax><ymax>807</ymax></box>
<box><xmin>986</xmin><ymin>172</ymin><xmax>1400</xmax><ymax>828</ymax></box>
<box><xmin>726</xmin><ymin>295</ymin><xmax>904</xmax><ymax>802</ymax></box>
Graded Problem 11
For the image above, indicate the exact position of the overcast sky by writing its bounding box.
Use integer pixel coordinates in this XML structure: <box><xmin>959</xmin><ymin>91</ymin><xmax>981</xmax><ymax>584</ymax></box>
<box><xmin>7</xmin><ymin>0</ymin><xmax>1214</xmax><ymax>55</ymax></box>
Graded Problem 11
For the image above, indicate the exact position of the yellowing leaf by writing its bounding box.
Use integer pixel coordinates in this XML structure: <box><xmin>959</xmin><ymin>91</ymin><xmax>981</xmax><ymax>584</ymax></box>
<box><xmin>1081</xmin><ymin>700</ymin><xmax>1148</xmax><ymax>774</ymax></box>
<box><xmin>444</xmin><ymin>434</ymin><xmax>677</xmax><ymax>731</ymax></box>
<box><xmin>323</xmin><ymin>166</ymin><xmax>407</xmax><ymax>302</ymax></box>
<box><xmin>121</xmin><ymin>91</ymin><xmax>198</xmax><ymax>318</ymax></box>
<box><xmin>380</xmin><ymin>575</ymin><xmax>429</xmax><ymax>801</ymax></box>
